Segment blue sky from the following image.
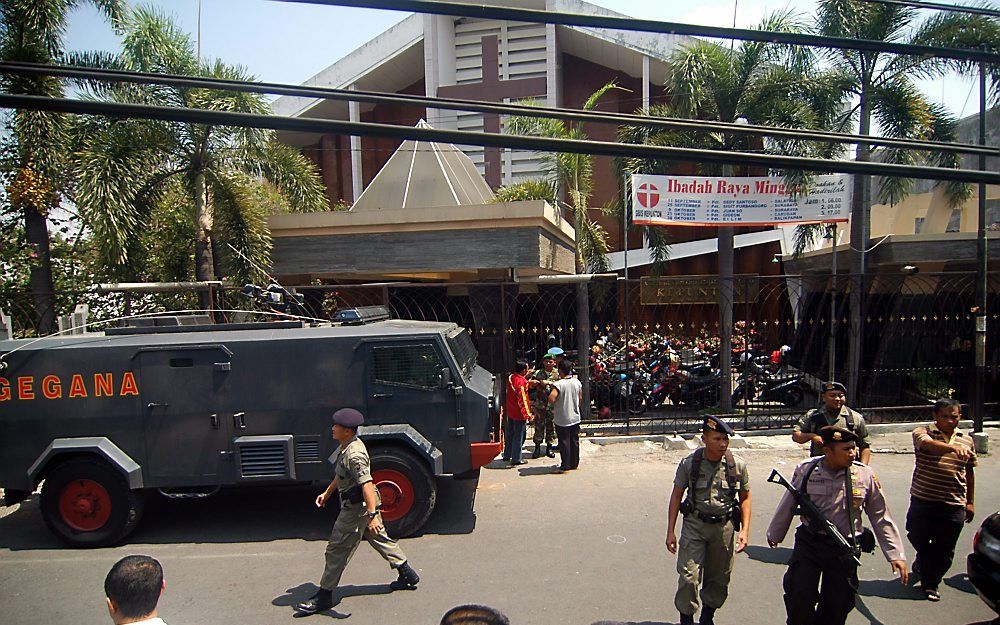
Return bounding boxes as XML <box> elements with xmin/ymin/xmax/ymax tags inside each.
<box><xmin>64</xmin><ymin>0</ymin><xmax>984</xmax><ymax>120</ymax></box>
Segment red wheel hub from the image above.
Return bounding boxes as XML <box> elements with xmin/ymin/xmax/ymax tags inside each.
<box><xmin>372</xmin><ymin>469</ymin><xmax>414</xmax><ymax>522</ymax></box>
<box><xmin>58</xmin><ymin>479</ymin><xmax>111</xmax><ymax>532</ymax></box>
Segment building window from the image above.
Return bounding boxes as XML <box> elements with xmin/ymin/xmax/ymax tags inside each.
<box><xmin>987</xmin><ymin>199</ymin><xmax>1000</xmax><ymax>230</ymax></box>
<box><xmin>946</xmin><ymin>209</ymin><xmax>962</xmax><ymax>233</ymax></box>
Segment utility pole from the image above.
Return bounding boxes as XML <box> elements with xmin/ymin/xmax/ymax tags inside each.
<box><xmin>973</xmin><ymin>55</ymin><xmax>988</xmax><ymax>434</ymax></box>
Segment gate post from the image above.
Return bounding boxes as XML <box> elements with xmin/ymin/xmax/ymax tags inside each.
<box><xmin>576</xmin><ymin>281</ymin><xmax>591</xmax><ymax>419</ymax></box>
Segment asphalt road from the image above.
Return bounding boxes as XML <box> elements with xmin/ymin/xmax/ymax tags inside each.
<box><xmin>1</xmin><ymin>430</ymin><xmax>997</xmax><ymax>625</ymax></box>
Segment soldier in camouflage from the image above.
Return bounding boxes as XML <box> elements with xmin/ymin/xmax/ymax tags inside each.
<box><xmin>530</xmin><ymin>354</ymin><xmax>559</xmax><ymax>458</ymax></box>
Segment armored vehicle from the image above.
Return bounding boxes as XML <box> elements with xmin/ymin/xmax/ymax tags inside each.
<box><xmin>0</xmin><ymin>311</ymin><xmax>502</xmax><ymax>546</ymax></box>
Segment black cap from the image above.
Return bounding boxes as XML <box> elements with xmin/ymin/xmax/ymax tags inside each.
<box><xmin>332</xmin><ymin>408</ymin><xmax>364</xmax><ymax>428</ymax></box>
<box><xmin>703</xmin><ymin>415</ymin><xmax>735</xmax><ymax>436</ymax></box>
<box><xmin>822</xmin><ymin>381</ymin><xmax>847</xmax><ymax>394</ymax></box>
<box><xmin>819</xmin><ymin>425</ymin><xmax>858</xmax><ymax>445</ymax></box>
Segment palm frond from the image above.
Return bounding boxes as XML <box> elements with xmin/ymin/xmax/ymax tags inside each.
<box><xmin>208</xmin><ymin>171</ymin><xmax>272</xmax><ymax>285</ymax></box>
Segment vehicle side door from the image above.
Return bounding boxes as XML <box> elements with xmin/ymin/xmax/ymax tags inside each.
<box><xmin>137</xmin><ymin>345</ymin><xmax>233</xmax><ymax>486</ymax></box>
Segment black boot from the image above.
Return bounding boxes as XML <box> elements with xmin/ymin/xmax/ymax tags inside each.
<box><xmin>679</xmin><ymin>612</ymin><xmax>695</xmax><ymax>625</ymax></box>
<box><xmin>545</xmin><ymin>444</ymin><xmax>556</xmax><ymax>458</ymax></box>
<box><xmin>390</xmin><ymin>562</ymin><xmax>420</xmax><ymax>590</ymax></box>
<box><xmin>532</xmin><ymin>444</ymin><xmax>542</xmax><ymax>459</ymax></box>
<box><xmin>295</xmin><ymin>588</ymin><xmax>333</xmax><ymax>616</ymax></box>
<box><xmin>699</xmin><ymin>607</ymin><xmax>716</xmax><ymax>625</ymax></box>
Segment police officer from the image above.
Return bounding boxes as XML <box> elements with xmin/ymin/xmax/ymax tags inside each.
<box><xmin>767</xmin><ymin>426</ymin><xmax>908</xmax><ymax>625</ymax></box>
<box><xmin>793</xmin><ymin>381</ymin><xmax>872</xmax><ymax>464</ymax></box>
<box><xmin>665</xmin><ymin>416</ymin><xmax>751</xmax><ymax>625</ymax></box>
<box><xmin>296</xmin><ymin>408</ymin><xmax>420</xmax><ymax>616</ymax></box>
<box><xmin>530</xmin><ymin>354</ymin><xmax>559</xmax><ymax>458</ymax></box>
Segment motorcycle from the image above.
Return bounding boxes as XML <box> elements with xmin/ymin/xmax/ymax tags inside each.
<box><xmin>732</xmin><ymin>357</ymin><xmax>806</xmax><ymax>407</ymax></box>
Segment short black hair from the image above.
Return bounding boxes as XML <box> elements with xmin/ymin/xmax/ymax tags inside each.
<box><xmin>104</xmin><ymin>555</ymin><xmax>163</xmax><ymax>620</ymax></box>
<box><xmin>440</xmin><ymin>604</ymin><xmax>510</xmax><ymax>625</ymax></box>
<box><xmin>933</xmin><ymin>398</ymin><xmax>960</xmax><ymax>414</ymax></box>
<box><xmin>514</xmin><ymin>361</ymin><xmax>528</xmax><ymax>373</ymax></box>
<box><xmin>557</xmin><ymin>359</ymin><xmax>573</xmax><ymax>376</ymax></box>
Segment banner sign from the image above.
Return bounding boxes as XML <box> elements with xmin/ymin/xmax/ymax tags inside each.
<box><xmin>631</xmin><ymin>173</ymin><xmax>851</xmax><ymax>227</ymax></box>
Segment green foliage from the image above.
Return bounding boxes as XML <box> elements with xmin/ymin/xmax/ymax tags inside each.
<box><xmin>69</xmin><ymin>4</ymin><xmax>326</xmax><ymax>289</ymax></box>
<box><xmin>492</xmin><ymin>179</ymin><xmax>558</xmax><ymax>204</ymax></box>
<box><xmin>506</xmin><ymin>82</ymin><xmax>620</xmax><ymax>272</ymax></box>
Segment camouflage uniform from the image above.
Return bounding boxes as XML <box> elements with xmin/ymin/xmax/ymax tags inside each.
<box><xmin>531</xmin><ymin>365</ymin><xmax>559</xmax><ymax>446</ymax></box>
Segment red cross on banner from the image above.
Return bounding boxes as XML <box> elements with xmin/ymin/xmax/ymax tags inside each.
<box><xmin>436</xmin><ymin>35</ymin><xmax>547</xmax><ymax>188</ymax></box>
<box><xmin>636</xmin><ymin>183</ymin><xmax>659</xmax><ymax>208</ymax></box>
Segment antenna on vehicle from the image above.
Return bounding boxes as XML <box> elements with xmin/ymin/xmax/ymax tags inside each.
<box><xmin>225</xmin><ymin>243</ymin><xmax>311</xmax><ymax>317</ymax></box>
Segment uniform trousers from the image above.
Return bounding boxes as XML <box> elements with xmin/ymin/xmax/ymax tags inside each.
<box><xmin>320</xmin><ymin>502</ymin><xmax>407</xmax><ymax>591</ymax></box>
<box><xmin>532</xmin><ymin>401</ymin><xmax>556</xmax><ymax>445</ymax></box>
<box><xmin>906</xmin><ymin>496</ymin><xmax>965</xmax><ymax>590</ymax></box>
<box><xmin>675</xmin><ymin>516</ymin><xmax>735</xmax><ymax>616</ymax></box>
<box><xmin>555</xmin><ymin>423</ymin><xmax>580</xmax><ymax>470</ymax></box>
<box><xmin>783</xmin><ymin>527</ymin><xmax>859</xmax><ymax>625</ymax></box>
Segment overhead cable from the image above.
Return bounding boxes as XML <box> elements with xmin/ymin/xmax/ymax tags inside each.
<box><xmin>859</xmin><ymin>0</ymin><xmax>1000</xmax><ymax>18</ymax></box>
<box><xmin>270</xmin><ymin>0</ymin><xmax>1000</xmax><ymax>64</ymax></box>
<box><xmin>3</xmin><ymin>61</ymin><xmax>996</xmax><ymax>158</ymax></box>
<box><xmin>2</xmin><ymin>93</ymin><xmax>998</xmax><ymax>185</ymax></box>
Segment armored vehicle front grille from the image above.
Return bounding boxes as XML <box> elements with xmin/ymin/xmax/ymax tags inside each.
<box><xmin>295</xmin><ymin>440</ymin><xmax>320</xmax><ymax>462</ymax></box>
<box><xmin>239</xmin><ymin>443</ymin><xmax>288</xmax><ymax>477</ymax></box>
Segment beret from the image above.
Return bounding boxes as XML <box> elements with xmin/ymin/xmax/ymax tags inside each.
<box><xmin>703</xmin><ymin>415</ymin><xmax>735</xmax><ymax>436</ymax></box>
<box><xmin>819</xmin><ymin>425</ymin><xmax>858</xmax><ymax>445</ymax></box>
<box><xmin>332</xmin><ymin>408</ymin><xmax>364</xmax><ymax>428</ymax></box>
<box><xmin>822</xmin><ymin>381</ymin><xmax>847</xmax><ymax>394</ymax></box>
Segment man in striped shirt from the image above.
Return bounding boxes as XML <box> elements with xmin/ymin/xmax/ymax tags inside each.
<box><xmin>906</xmin><ymin>398</ymin><xmax>976</xmax><ymax>602</ymax></box>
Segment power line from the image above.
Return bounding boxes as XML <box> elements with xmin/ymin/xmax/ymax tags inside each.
<box><xmin>270</xmin><ymin>0</ymin><xmax>1000</xmax><ymax>64</ymax></box>
<box><xmin>2</xmin><ymin>93</ymin><xmax>998</xmax><ymax>185</ymax></box>
<box><xmin>859</xmin><ymin>0</ymin><xmax>1000</xmax><ymax>18</ymax></box>
<box><xmin>4</xmin><ymin>62</ymin><xmax>996</xmax><ymax>157</ymax></box>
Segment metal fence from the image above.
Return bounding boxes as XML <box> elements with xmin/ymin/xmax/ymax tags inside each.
<box><xmin>4</xmin><ymin>271</ymin><xmax>997</xmax><ymax>433</ymax></box>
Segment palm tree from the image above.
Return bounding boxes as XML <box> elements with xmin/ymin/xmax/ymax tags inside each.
<box><xmin>70</xmin><ymin>6</ymin><xmax>326</xmax><ymax>305</ymax></box>
<box><xmin>0</xmin><ymin>0</ymin><xmax>125</xmax><ymax>334</ymax></box>
<box><xmin>505</xmin><ymin>82</ymin><xmax>620</xmax><ymax>273</ymax></box>
<box><xmin>813</xmin><ymin>0</ymin><xmax>1000</xmax><ymax>394</ymax></box>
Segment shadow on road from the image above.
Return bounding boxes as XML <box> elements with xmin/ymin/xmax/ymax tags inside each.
<box><xmin>518</xmin><ymin>464</ymin><xmax>562</xmax><ymax>476</ymax></box>
<box><xmin>589</xmin><ymin>620</ymin><xmax>675</xmax><ymax>625</ymax></box>
<box><xmin>944</xmin><ymin>572</ymin><xmax>979</xmax><ymax>595</ymax></box>
<box><xmin>0</xmin><ymin>476</ymin><xmax>479</xmax><ymax>550</ymax></box>
<box><xmin>743</xmin><ymin>544</ymin><xmax>792</xmax><ymax>565</ymax></box>
<box><xmin>858</xmin><ymin>577</ymin><xmax>922</xmax><ymax>600</ymax></box>
<box><xmin>273</xmin><ymin>582</ymin><xmax>393</xmax><ymax>619</ymax></box>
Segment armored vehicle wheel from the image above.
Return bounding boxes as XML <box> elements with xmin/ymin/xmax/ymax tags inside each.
<box><xmin>371</xmin><ymin>448</ymin><xmax>435</xmax><ymax>538</ymax></box>
<box><xmin>40</xmin><ymin>458</ymin><xmax>144</xmax><ymax>547</ymax></box>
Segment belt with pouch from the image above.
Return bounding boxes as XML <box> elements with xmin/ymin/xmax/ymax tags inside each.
<box><xmin>339</xmin><ymin>485</ymin><xmax>364</xmax><ymax>505</ymax></box>
<box><xmin>692</xmin><ymin>510</ymin><xmax>730</xmax><ymax>524</ymax></box>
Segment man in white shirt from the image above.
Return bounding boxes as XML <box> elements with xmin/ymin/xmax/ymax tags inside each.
<box><xmin>548</xmin><ymin>359</ymin><xmax>583</xmax><ymax>473</ymax></box>
<box><xmin>105</xmin><ymin>555</ymin><xmax>168</xmax><ymax>625</ymax></box>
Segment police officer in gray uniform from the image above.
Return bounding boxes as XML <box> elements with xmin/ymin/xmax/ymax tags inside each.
<box><xmin>793</xmin><ymin>381</ymin><xmax>872</xmax><ymax>464</ymax></box>
<box><xmin>767</xmin><ymin>426</ymin><xmax>908</xmax><ymax>625</ymax></box>
<box><xmin>665</xmin><ymin>416</ymin><xmax>752</xmax><ymax>625</ymax></box>
<box><xmin>296</xmin><ymin>408</ymin><xmax>420</xmax><ymax>616</ymax></box>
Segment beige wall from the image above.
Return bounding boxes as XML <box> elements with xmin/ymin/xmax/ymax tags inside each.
<box><xmin>868</xmin><ymin>184</ymin><xmax>999</xmax><ymax>238</ymax></box>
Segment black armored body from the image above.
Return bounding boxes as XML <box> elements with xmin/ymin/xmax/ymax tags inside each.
<box><xmin>0</xmin><ymin>310</ymin><xmax>501</xmax><ymax>546</ymax></box>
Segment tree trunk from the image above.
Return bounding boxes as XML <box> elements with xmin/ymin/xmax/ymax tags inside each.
<box><xmin>193</xmin><ymin>167</ymin><xmax>215</xmax><ymax>310</ymax></box>
<box><xmin>24</xmin><ymin>203</ymin><xmax>56</xmax><ymax>335</ymax></box>
<box><xmin>846</xmin><ymin>86</ymin><xmax>873</xmax><ymax>403</ymax></box>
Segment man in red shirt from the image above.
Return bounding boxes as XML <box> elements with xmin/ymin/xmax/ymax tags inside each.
<box><xmin>503</xmin><ymin>361</ymin><xmax>533</xmax><ymax>466</ymax></box>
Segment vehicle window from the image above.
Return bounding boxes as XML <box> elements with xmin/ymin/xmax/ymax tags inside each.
<box><xmin>446</xmin><ymin>329</ymin><xmax>478</xmax><ymax>378</ymax></box>
<box><xmin>371</xmin><ymin>344</ymin><xmax>445</xmax><ymax>389</ymax></box>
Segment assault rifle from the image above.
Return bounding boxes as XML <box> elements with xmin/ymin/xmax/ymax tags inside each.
<box><xmin>767</xmin><ymin>469</ymin><xmax>861</xmax><ymax>567</ymax></box>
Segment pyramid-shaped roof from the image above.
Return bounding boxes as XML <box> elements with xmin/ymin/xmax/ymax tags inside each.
<box><xmin>350</xmin><ymin>121</ymin><xmax>495</xmax><ymax>212</ymax></box>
